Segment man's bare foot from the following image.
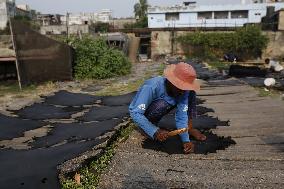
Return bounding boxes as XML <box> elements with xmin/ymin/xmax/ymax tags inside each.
<box><xmin>189</xmin><ymin>128</ymin><xmax>207</xmax><ymax>141</ymax></box>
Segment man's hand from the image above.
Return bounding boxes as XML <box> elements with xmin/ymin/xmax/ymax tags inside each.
<box><xmin>188</xmin><ymin>119</ymin><xmax>206</xmax><ymax>141</ymax></box>
<box><xmin>183</xmin><ymin>142</ymin><xmax>194</xmax><ymax>154</ymax></box>
<box><xmin>155</xmin><ymin>129</ymin><xmax>169</xmax><ymax>142</ymax></box>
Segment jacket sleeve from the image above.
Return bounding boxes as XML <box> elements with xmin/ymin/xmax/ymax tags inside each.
<box><xmin>175</xmin><ymin>95</ymin><xmax>190</xmax><ymax>143</ymax></box>
<box><xmin>129</xmin><ymin>85</ymin><xmax>159</xmax><ymax>139</ymax></box>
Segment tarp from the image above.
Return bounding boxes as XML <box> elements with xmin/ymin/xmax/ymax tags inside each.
<box><xmin>10</xmin><ymin>20</ymin><xmax>73</xmax><ymax>85</ymax></box>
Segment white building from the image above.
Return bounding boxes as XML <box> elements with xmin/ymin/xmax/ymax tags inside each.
<box><xmin>97</xmin><ymin>9</ymin><xmax>112</xmax><ymax>23</ymax></box>
<box><xmin>16</xmin><ymin>4</ymin><xmax>30</xmax><ymax>11</ymax></box>
<box><xmin>61</xmin><ymin>9</ymin><xmax>112</xmax><ymax>25</ymax></box>
<box><xmin>148</xmin><ymin>2</ymin><xmax>284</xmax><ymax>28</ymax></box>
<box><xmin>0</xmin><ymin>0</ymin><xmax>16</xmax><ymax>29</ymax></box>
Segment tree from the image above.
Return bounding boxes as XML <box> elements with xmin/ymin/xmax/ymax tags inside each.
<box><xmin>134</xmin><ymin>0</ymin><xmax>148</xmax><ymax>19</ymax></box>
<box><xmin>133</xmin><ymin>0</ymin><xmax>148</xmax><ymax>28</ymax></box>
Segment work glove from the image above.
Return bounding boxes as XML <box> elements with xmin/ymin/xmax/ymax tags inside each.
<box><xmin>183</xmin><ymin>142</ymin><xmax>194</xmax><ymax>154</ymax></box>
<box><xmin>154</xmin><ymin>129</ymin><xmax>169</xmax><ymax>142</ymax></box>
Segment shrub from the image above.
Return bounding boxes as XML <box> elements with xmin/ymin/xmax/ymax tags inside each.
<box><xmin>71</xmin><ymin>36</ymin><xmax>131</xmax><ymax>79</ymax></box>
<box><xmin>124</xmin><ymin>17</ymin><xmax>148</xmax><ymax>29</ymax></box>
<box><xmin>90</xmin><ymin>22</ymin><xmax>112</xmax><ymax>33</ymax></box>
<box><xmin>177</xmin><ymin>25</ymin><xmax>269</xmax><ymax>60</ymax></box>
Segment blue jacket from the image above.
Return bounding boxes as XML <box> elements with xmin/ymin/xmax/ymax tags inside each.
<box><xmin>129</xmin><ymin>76</ymin><xmax>191</xmax><ymax>143</ymax></box>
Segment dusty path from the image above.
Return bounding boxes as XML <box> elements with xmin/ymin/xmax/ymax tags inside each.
<box><xmin>98</xmin><ymin>78</ymin><xmax>284</xmax><ymax>188</ymax></box>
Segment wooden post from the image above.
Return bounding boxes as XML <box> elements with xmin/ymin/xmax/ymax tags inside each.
<box><xmin>9</xmin><ymin>18</ymin><xmax>22</xmax><ymax>90</ymax></box>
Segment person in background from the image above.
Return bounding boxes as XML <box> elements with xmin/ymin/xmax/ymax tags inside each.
<box><xmin>265</xmin><ymin>58</ymin><xmax>284</xmax><ymax>73</ymax></box>
<box><xmin>129</xmin><ymin>62</ymin><xmax>206</xmax><ymax>154</ymax></box>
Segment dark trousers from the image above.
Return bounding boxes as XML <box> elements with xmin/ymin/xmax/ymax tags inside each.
<box><xmin>144</xmin><ymin>99</ymin><xmax>175</xmax><ymax>129</ymax></box>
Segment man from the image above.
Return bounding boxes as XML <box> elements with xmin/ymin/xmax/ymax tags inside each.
<box><xmin>265</xmin><ymin>58</ymin><xmax>284</xmax><ymax>73</ymax></box>
<box><xmin>129</xmin><ymin>62</ymin><xmax>206</xmax><ymax>154</ymax></box>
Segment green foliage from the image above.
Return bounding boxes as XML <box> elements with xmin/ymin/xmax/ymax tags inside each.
<box><xmin>91</xmin><ymin>22</ymin><xmax>111</xmax><ymax>33</ymax></box>
<box><xmin>14</xmin><ymin>15</ymin><xmax>31</xmax><ymax>22</ymax></box>
<box><xmin>177</xmin><ymin>25</ymin><xmax>269</xmax><ymax>60</ymax></box>
<box><xmin>134</xmin><ymin>0</ymin><xmax>148</xmax><ymax>20</ymax></box>
<box><xmin>124</xmin><ymin>0</ymin><xmax>148</xmax><ymax>28</ymax></box>
<box><xmin>124</xmin><ymin>16</ymin><xmax>148</xmax><ymax>29</ymax></box>
<box><xmin>0</xmin><ymin>81</ymin><xmax>36</xmax><ymax>96</ymax></box>
<box><xmin>70</xmin><ymin>36</ymin><xmax>131</xmax><ymax>79</ymax></box>
<box><xmin>235</xmin><ymin>25</ymin><xmax>268</xmax><ymax>59</ymax></box>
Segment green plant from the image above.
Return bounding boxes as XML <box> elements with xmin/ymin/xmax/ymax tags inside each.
<box><xmin>235</xmin><ymin>25</ymin><xmax>269</xmax><ymax>59</ymax></box>
<box><xmin>124</xmin><ymin>0</ymin><xmax>148</xmax><ymax>28</ymax></box>
<box><xmin>91</xmin><ymin>22</ymin><xmax>111</xmax><ymax>33</ymax></box>
<box><xmin>124</xmin><ymin>16</ymin><xmax>148</xmax><ymax>29</ymax></box>
<box><xmin>70</xmin><ymin>36</ymin><xmax>131</xmax><ymax>79</ymax></box>
<box><xmin>0</xmin><ymin>81</ymin><xmax>37</xmax><ymax>96</ymax></box>
<box><xmin>61</xmin><ymin>123</ymin><xmax>135</xmax><ymax>189</ymax></box>
<box><xmin>177</xmin><ymin>25</ymin><xmax>268</xmax><ymax>60</ymax></box>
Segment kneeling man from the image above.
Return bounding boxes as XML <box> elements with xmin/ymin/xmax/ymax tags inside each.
<box><xmin>129</xmin><ymin>62</ymin><xmax>206</xmax><ymax>154</ymax></box>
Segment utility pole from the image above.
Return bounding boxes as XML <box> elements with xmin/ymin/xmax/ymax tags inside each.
<box><xmin>171</xmin><ymin>19</ymin><xmax>175</xmax><ymax>56</ymax></box>
<box><xmin>66</xmin><ymin>12</ymin><xmax>70</xmax><ymax>40</ymax></box>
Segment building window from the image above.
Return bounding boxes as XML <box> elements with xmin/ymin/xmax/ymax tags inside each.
<box><xmin>231</xmin><ymin>10</ymin><xmax>248</xmax><ymax>18</ymax></box>
<box><xmin>255</xmin><ymin>13</ymin><xmax>261</xmax><ymax>16</ymax></box>
<box><xmin>197</xmin><ymin>12</ymin><xmax>213</xmax><ymax>19</ymax></box>
<box><xmin>214</xmin><ymin>11</ymin><xmax>229</xmax><ymax>19</ymax></box>
<box><xmin>165</xmin><ymin>12</ymin><xmax>180</xmax><ymax>21</ymax></box>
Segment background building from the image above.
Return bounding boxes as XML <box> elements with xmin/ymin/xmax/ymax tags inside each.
<box><xmin>16</xmin><ymin>4</ymin><xmax>32</xmax><ymax>19</ymax></box>
<box><xmin>60</xmin><ymin>9</ymin><xmax>112</xmax><ymax>26</ymax></box>
<box><xmin>148</xmin><ymin>1</ymin><xmax>284</xmax><ymax>28</ymax></box>
<box><xmin>37</xmin><ymin>14</ymin><xmax>62</xmax><ymax>26</ymax></box>
<box><xmin>0</xmin><ymin>0</ymin><xmax>16</xmax><ymax>29</ymax></box>
<box><xmin>111</xmin><ymin>18</ymin><xmax>136</xmax><ymax>29</ymax></box>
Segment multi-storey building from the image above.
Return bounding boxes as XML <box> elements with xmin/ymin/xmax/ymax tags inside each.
<box><xmin>148</xmin><ymin>1</ymin><xmax>284</xmax><ymax>28</ymax></box>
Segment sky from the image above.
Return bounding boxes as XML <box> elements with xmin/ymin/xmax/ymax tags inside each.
<box><xmin>16</xmin><ymin>0</ymin><xmax>249</xmax><ymax>17</ymax></box>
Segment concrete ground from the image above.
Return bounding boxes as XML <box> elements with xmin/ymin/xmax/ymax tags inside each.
<box><xmin>98</xmin><ymin>80</ymin><xmax>284</xmax><ymax>188</ymax></box>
